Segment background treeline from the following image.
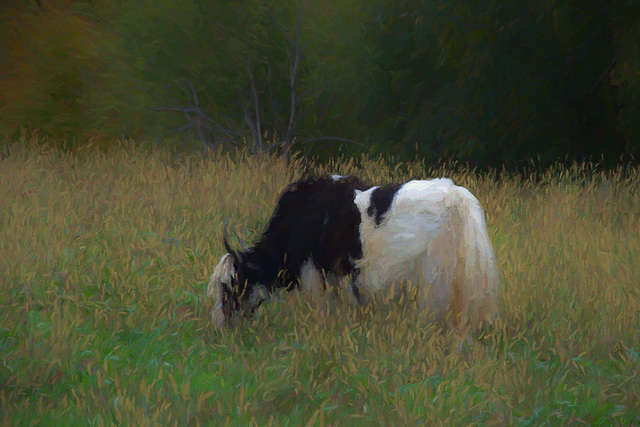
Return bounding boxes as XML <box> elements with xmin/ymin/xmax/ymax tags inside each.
<box><xmin>1</xmin><ymin>0</ymin><xmax>638</xmax><ymax>169</ymax></box>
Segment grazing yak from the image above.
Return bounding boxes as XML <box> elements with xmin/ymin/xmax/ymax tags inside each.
<box><xmin>207</xmin><ymin>175</ymin><xmax>499</xmax><ymax>342</ymax></box>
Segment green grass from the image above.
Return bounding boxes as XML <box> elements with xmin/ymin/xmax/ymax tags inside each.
<box><xmin>1</xmin><ymin>140</ymin><xmax>639</xmax><ymax>425</ymax></box>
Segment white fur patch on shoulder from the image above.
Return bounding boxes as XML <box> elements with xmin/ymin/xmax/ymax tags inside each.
<box><xmin>353</xmin><ymin>186</ymin><xmax>377</xmax><ymax>215</ymax></box>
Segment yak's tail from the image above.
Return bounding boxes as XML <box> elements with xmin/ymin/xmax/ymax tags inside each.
<box><xmin>446</xmin><ymin>186</ymin><xmax>500</xmax><ymax>334</ymax></box>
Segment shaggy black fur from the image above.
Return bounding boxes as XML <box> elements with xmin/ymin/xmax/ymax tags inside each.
<box><xmin>224</xmin><ymin>175</ymin><xmax>371</xmax><ymax>309</ymax></box>
<box><xmin>366</xmin><ymin>184</ymin><xmax>402</xmax><ymax>226</ymax></box>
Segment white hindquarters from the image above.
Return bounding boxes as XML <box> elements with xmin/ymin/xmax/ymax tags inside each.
<box><xmin>354</xmin><ymin>178</ymin><xmax>499</xmax><ymax>332</ymax></box>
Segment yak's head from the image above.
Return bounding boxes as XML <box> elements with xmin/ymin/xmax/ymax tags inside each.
<box><xmin>206</xmin><ymin>220</ymin><xmax>268</xmax><ymax>327</ymax></box>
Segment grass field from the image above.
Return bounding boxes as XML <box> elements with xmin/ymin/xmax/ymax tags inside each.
<box><xmin>1</xmin><ymin>140</ymin><xmax>639</xmax><ymax>425</ymax></box>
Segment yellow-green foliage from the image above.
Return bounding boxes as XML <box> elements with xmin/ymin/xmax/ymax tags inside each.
<box><xmin>1</xmin><ymin>140</ymin><xmax>639</xmax><ymax>425</ymax></box>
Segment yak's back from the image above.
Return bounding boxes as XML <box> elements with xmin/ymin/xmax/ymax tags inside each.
<box><xmin>258</xmin><ymin>175</ymin><xmax>370</xmax><ymax>275</ymax></box>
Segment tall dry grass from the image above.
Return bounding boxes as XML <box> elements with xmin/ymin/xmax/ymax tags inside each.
<box><xmin>1</xmin><ymin>140</ymin><xmax>639</xmax><ymax>425</ymax></box>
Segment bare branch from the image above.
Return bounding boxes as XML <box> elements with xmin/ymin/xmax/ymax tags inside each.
<box><xmin>192</xmin><ymin>108</ymin><xmax>243</xmax><ymax>139</ymax></box>
<box><xmin>239</xmin><ymin>90</ymin><xmax>258</xmax><ymax>153</ymax></box>
<box><xmin>247</xmin><ymin>52</ymin><xmax>264</xmax><ymax>151</ymax></box>
<box><xmin>182</xmin><ymin>109</ymin><xmax>192</xmax><ymax>124</ymax></box>
<box><xmin>150</xmin><ymin>82</ymin><xmax>244</xmax><ymax>149</ymax></box>
<box><xmin>197</xmin><ymin>119</ymin><xmax>213</xmax><ymax>134</ymax></box>
<box><xmin>195</xmin><ymin>117</ymin><xmax>209</xmax><ymax>147</ymax></box>
<box><xmin>295</xmin><ymin>87</ymin><xmax>312</xmax><ymax>103</ymax></box>
<box><xmin>265</xmin><ymin>60</ymin><xmax>284</xmax><ymax>137</ymax></box>
<box><xmin>292</xmin><ymin>108</ymin><xmax>307</xmax><ymax>132</ymax></box>
<box><xmin>283</xmin><ymin>6</ymin><xmax>302</xmax><ymax>159</ymax></box>
<box><xmin>166</xmin><ymin>123</ymin><xmax>192</xmax><ymax>135</ymax></box>
<box><xmin>172</xmin><ymin>80</ymin><xmax>193</xmax><ymax>108</ymax></box>
<box><xmin>213</xmin><ymin>112</ymin><xmax>246</xmax><ymax>145</ymax></box>
<box><xmin>186</xmin><ymin>80</ymin><xmax>200</xmax><ymax>108</ymax></box>
<box><xmin>269</xmin><ymin>15</ymin><xmax>294</xmax><ymax>48</ymax></box>
<box><xmin>266</xmin><ymin>139</ymin><xmax>285</xmax><ymax>153</ymax></box>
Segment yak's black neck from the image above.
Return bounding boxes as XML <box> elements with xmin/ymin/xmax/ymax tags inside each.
<box><xmin>235</xmin><ymin>175</ymin><xmax>372</xmax><ymax>293</ymax></box>
<box><xmin>239</xmin><ymin>240</ymin><xmax>294</xmax><ymax>291</ymax></box>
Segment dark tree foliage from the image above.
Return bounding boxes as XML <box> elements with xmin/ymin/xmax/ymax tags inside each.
<box><xmin>358</xmin><ymin>0</ymin><xmax>637</xmax><ymax>168</ymax></box>
<box><xmin>611</xmin><ymin>0</ymin><xmax>640</xmax><ymax>156</ymax></box>
<box><xmin>2</xmin><ymin>0</ymin><xmax>639</xmax><ymax>169</ymax></box>
<box><xmin>0</xmin><ymin>0</ymin><xmax>125</xmax><ymax>146</ymax></box>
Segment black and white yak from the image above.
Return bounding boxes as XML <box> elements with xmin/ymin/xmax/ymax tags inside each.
<box><xmin>207</xmin><ymin>175</ymin><xmax>500</xmax><ymax>341</ymax></box>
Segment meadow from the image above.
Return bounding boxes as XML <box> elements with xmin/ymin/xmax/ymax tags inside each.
<box><xmin>1</xmin><ymin>140</ymin><xmax>639</xmax><ymax>425</ymax></box>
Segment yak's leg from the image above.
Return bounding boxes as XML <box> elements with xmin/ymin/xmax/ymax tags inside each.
<box><xmin>300</xmin><ymin>260</ymin><xmax>340</xmax><ymax>317</ymax></box>
<box><xmin>321</xmin><ymin>266</ymin><xmax>365</xmax><ymax>307</ymax></box>
<box><xmin>300</xmin><ymin>259</ymin><xmax>326</xmax><ymax>298</ymax></box>
<box><xmin>350</xmin><ymin>280</ymin><xmax>363</xmax><ymax>305</ymax></box>
<box><xmin>348</xmin><ymin>268</ymin><xmax>366</xmax><ymax>306</ymax></box>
